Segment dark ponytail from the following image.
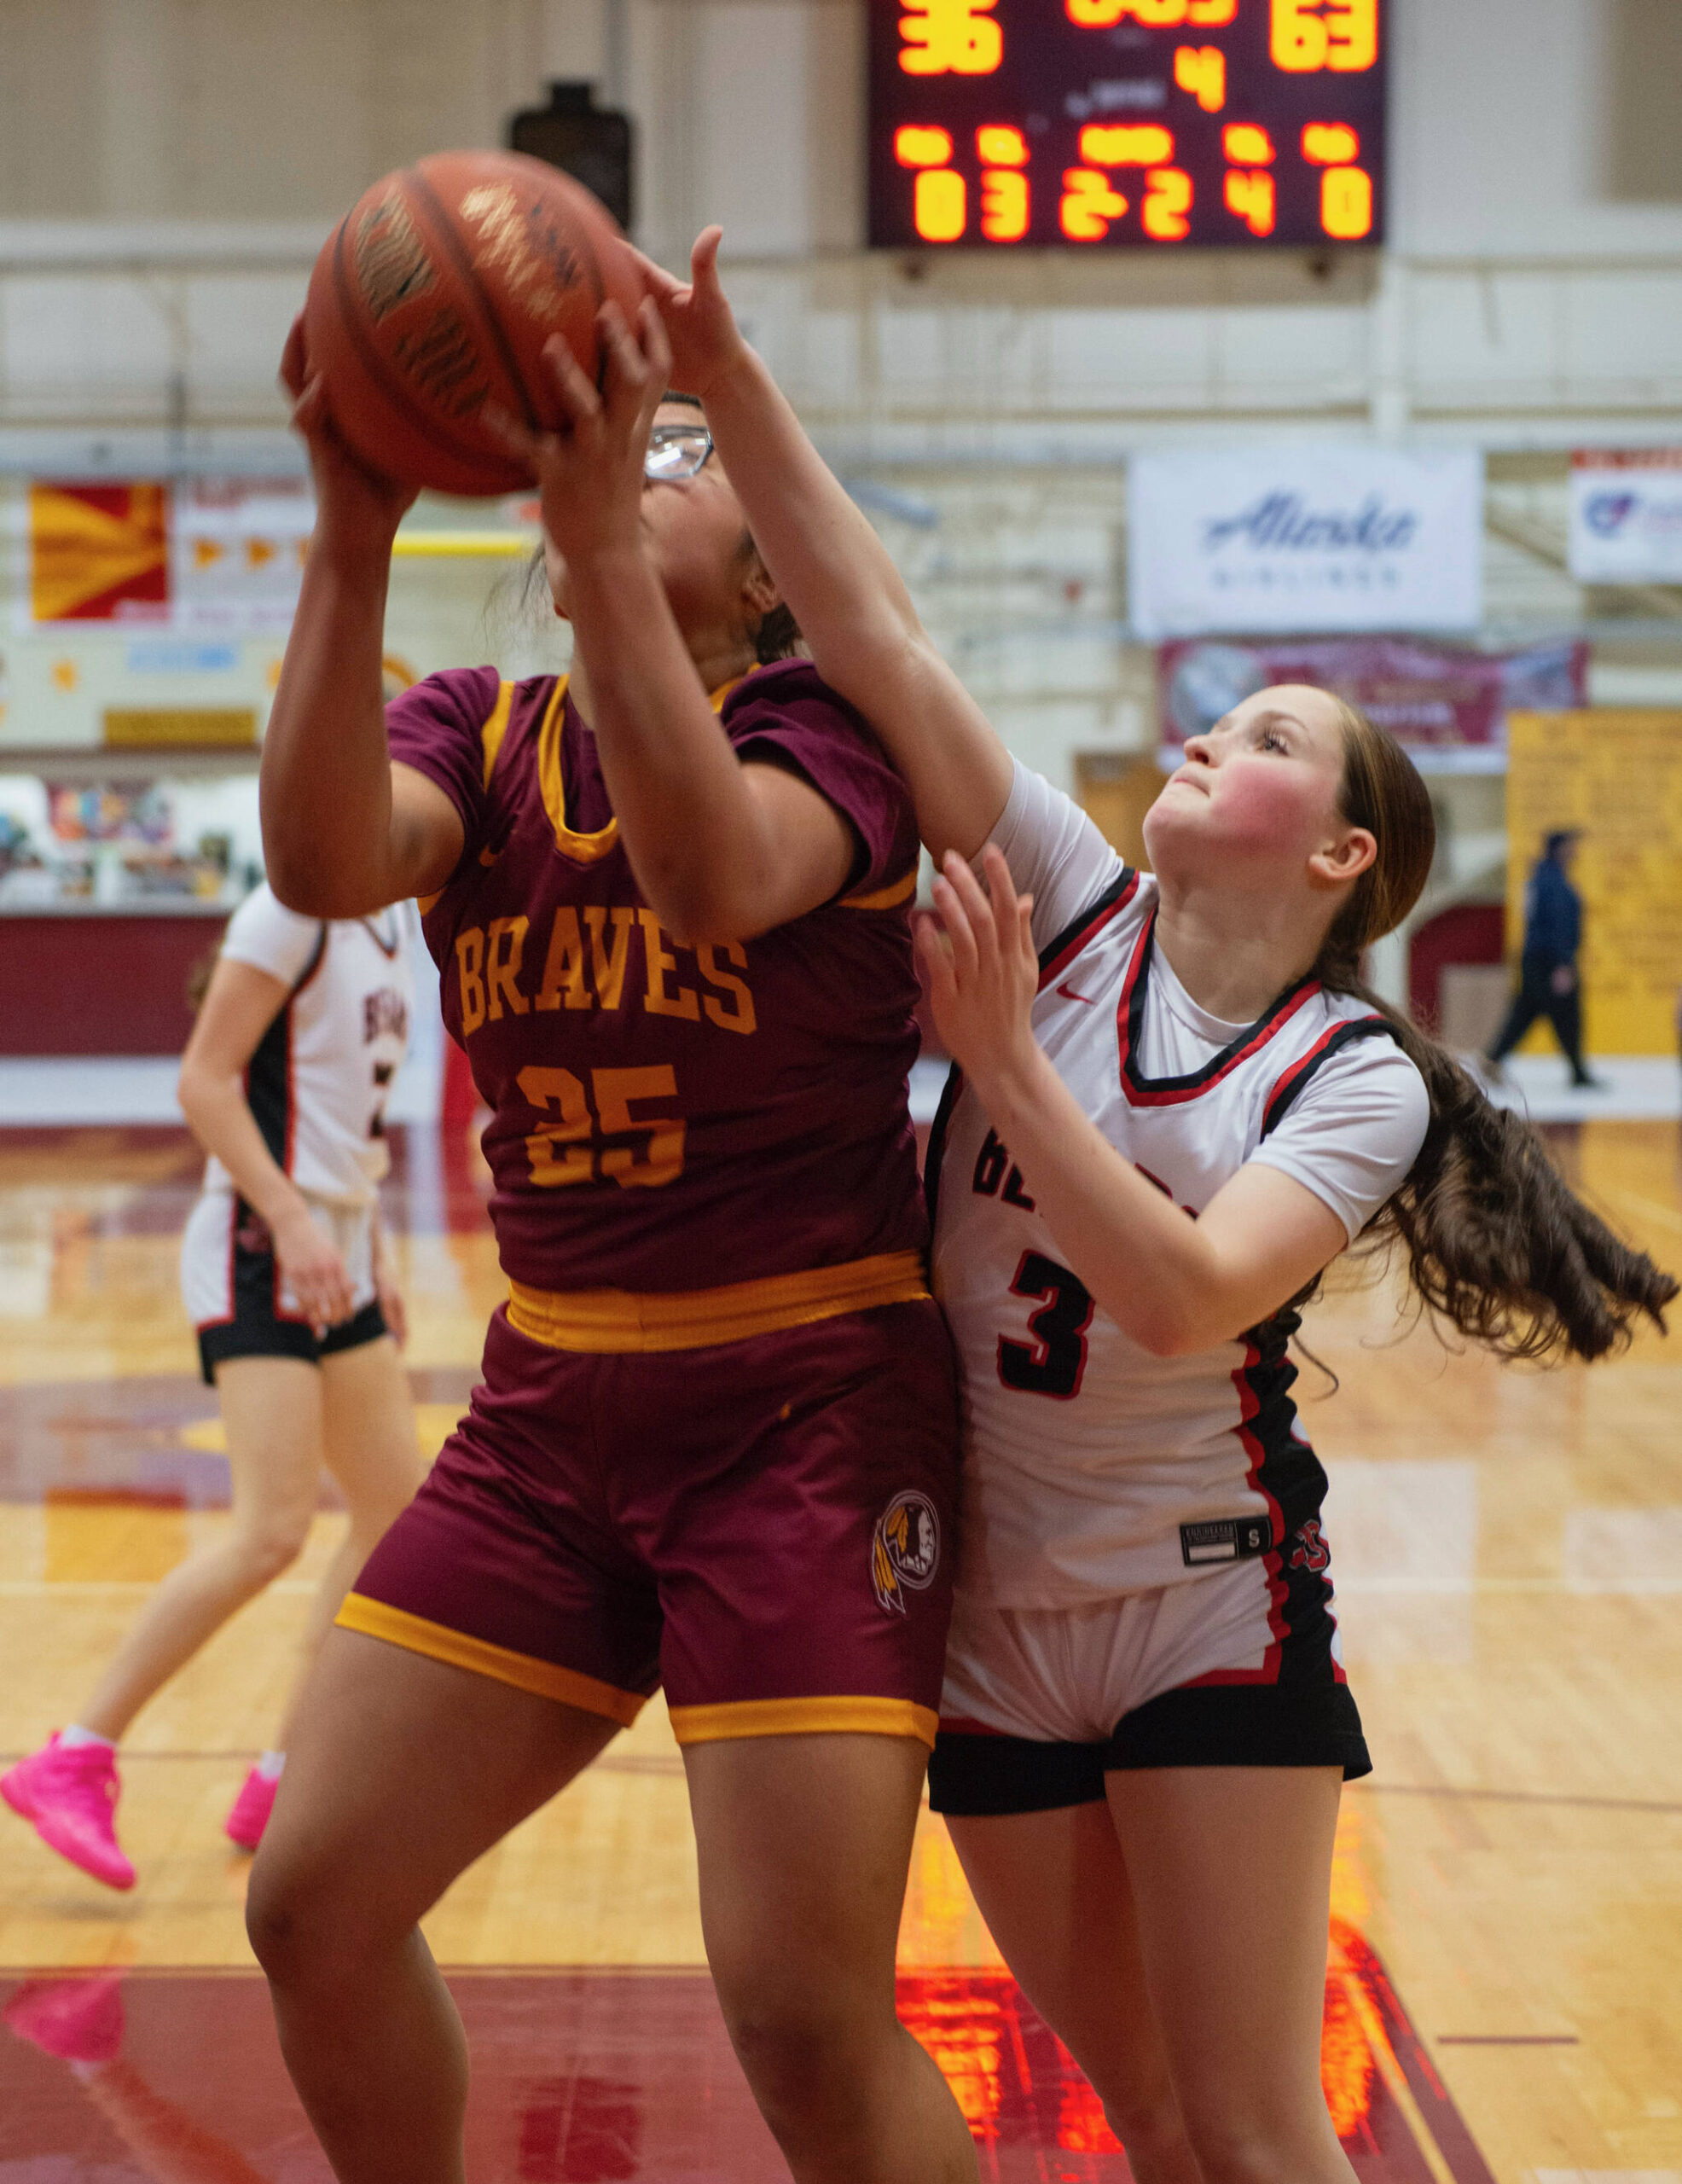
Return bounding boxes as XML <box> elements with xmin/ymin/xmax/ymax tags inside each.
<box><xmin>738</xmin><ymin>526</ymin><xmax>805</xmax><ymax>665</ymax></box>
<box><xmin>752</xmin><ymin>598</ymin><xmax>803</xmax><ymax>665</ymax></box>
<box><xmin>1314</xmin><ymin>700</ymin><xmax>1675</xmax><ymax>1362</ymax></box>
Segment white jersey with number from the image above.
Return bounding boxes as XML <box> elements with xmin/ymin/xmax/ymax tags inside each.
<box><xmin>928</xmin><ymin>764</ymin><xmax>1430</xmax><ymax>1608</ymax></box>
<box><xmin>202</xmin><ymin>883</ymin><xmax>414</xmax><ymax>1207</ymax></box>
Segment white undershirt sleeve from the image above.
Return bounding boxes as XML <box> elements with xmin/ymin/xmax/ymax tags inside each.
<box><xmin>1246</xmin><ymin>1038</ymin><xmax>1431</xmax><ymax>1243</ymax></box>
<box><xmin>217</xmin><ymin>882</ymin><xmax>327</xmax><ymax>990</ymax></box>
<box><xmin>983</xmin><ymin>759</ymin><xmax>1128</xmax><ymax>953</ymax></box>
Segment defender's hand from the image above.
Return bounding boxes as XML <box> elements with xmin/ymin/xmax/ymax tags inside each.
<box><xmin>628</xmin><ymin>228</ymin><xmax>751</xmax><ymax>401</ymax></box>
<box><xmin>915</xmin><ymin>846</ymin><xmax>1040</xmax><ymax>1103</ymax></box>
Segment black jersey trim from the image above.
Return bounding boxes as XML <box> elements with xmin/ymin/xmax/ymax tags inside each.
<box><xmin>361</xmin><ymin>910</ymin><xmax>403</xmax><ymax>959</ymax></box>
<box><xmin>293</xmin><ymin>922</ymin><xmax>330</xmax><ymax>996</ymax></box>
<box><xmin>1189</xmin><ymin>1326</ymin><xmax>1344</xmax><ymax>1693</ymax></box>
<box><xmin>245</xmin><ymin>1009</ymin><xmax>293</xmax><ymax>1170</ymax></box>
<box><xmin>240</xmin><ymin>923</ymin><xmax>327</xmax><ymax>1174</ymax></box>
<box><xmin>1259</xmin><ymin>1016</ymin><xmax>1396</xmax><ymax>1139</ymax></box>
<box><xmin>1035</xmin><ymin>868</ymin><xmax>1140</xmax><ymax>991</ymax></box>
<box><xmin>921</xmin><ymin>1062</ymin><xmax>965</xmax><ymax>1229</ymax></box>
<box><xmin>1116</xmin><ymin>908</ymin><xmax>1322</xmax><ymax>1108</ymax></box>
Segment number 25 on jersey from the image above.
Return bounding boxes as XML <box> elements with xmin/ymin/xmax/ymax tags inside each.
<box><xmin>519</xmin><ymin>1065</ymin><xmax>684</xmax><ymax>1189</ymax></box>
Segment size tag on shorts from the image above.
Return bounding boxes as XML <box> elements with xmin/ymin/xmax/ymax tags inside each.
<box><xmin>1180</xmin><ymin>1517</ymin><xmax>1273</xmax><ymax>1567</ymax></box>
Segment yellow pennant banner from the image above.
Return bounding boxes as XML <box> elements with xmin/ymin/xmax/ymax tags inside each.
<box><xmin>29</xmin><ymin>482</ymin><xmax>171</xmax><ymax>624</ymax></box>
<box><xmin>1506</xmin><ymin>709</ymin><xmax>1682</xmax><ymax>1054</ymax></box>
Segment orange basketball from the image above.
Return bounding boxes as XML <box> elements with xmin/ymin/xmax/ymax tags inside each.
<box><xmin>302</xmin><ymin>150</ymin><xmax>644</xmax><ymax>497</ymax></box>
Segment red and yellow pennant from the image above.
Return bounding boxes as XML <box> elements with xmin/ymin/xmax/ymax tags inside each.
<box><xmin>29</xmin><ymin>482</ymin><xmax>171</xmax><ymax>624</ymax></box>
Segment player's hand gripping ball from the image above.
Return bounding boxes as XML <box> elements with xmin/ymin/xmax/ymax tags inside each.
<box><xmin>301</xmin><ymin>150</ymin><xmax>645</xmax><ymax>497</ymax></box>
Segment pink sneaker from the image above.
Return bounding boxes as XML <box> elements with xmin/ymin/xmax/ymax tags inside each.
<box><xmin>223</xmin><ymin>1764</ymin><xmax>279</xmax><ymax>1850</ymax></box>
<box><xmin>3</xmin><ymin>1972</ymin><xmax>125</xmax><ymax>2065</ymax></box>
<box><xmin>1</xmin><ymin>1734</ymin><xmax>136</xmax><ymax>1891</ymax></box>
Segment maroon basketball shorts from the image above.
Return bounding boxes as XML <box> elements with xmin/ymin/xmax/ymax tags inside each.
<box><xmin>339</xmin><ymin>1271</ymin><xmax>959</xmax><ymax>1748</ymax></box>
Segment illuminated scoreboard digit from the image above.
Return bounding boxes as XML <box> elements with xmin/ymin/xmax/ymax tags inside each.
<box><xmin>868</xmin><ymin>0</ymin><xmax>1385</xmax><ymax>251</ymax></box>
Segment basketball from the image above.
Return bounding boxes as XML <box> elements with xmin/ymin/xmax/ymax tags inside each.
<box><xmin>301</xmin><ymin>149</ymin><xmax>645</xmax><ymax>497</ymax></box>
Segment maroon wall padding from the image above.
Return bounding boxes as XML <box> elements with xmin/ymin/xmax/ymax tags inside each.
<box><xmin>0</xmin><ymin>915</ymin><xmax>225</xmax><ymax>1054</ymax></box>
<box><xmin>1408</xmin><ymin>903</ymin><xmax>1505</xmax><ymax>1033</ymax></box>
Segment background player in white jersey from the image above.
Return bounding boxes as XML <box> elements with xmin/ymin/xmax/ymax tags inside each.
<box><xmin>633</xmin><ymin>232</ymin><xmax>1678</xmax><ymax>2184</ymax></box>
<box><xmin>2</xmin><ymin>885</ymin><xmax>425</xmax><ymax>1891</ymax></box>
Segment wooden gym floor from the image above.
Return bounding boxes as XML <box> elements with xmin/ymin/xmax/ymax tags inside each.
<box><xmin>1</xmin><ymin>1119</ymin><xmax>1679</xmax><ymax>2182</ymax></box>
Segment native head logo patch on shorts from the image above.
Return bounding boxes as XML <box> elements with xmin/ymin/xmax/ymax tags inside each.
<box><xmin>872</xmin><ymin>1490</ymin><xmax>941</xmax><ymax>1616</ymax></box>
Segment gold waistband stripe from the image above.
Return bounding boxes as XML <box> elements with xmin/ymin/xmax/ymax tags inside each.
<box><xmin>507</xmin><ymin>1249</ymin><xmax>929</xmax><ymax>1354</ymax></box>
<box><xmin>840</xmin><ymin>868</ymin><xmax>918</xmax><ymax>912</ymax></box>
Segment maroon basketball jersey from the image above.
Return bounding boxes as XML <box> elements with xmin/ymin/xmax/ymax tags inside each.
<box><xmin>388</xmin><ymin>661</ymin><xmax>926</xmax><ymax>1293</ymax></box>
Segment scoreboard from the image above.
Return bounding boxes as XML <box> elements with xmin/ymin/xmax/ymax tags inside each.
<box><xmin>867</xmin><ymin>0</ymin><xmax>1384</xmax><ymax>252</ymax></box>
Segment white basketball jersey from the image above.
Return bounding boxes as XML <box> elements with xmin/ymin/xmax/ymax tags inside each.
<box><xmin>204</xmin><ymin>884</ymin><xmax>415</xmax><ymax>1206</ymax></box>
<box><xmin>928</xmin><ymin>765</ymin><xmax>1429</xmax><ymax>1607</ymax></box>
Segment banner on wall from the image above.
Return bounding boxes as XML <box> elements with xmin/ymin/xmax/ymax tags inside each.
<box><xmin>28</xmin><ymin>479</ymin><xmax>311</xmax><ymax>630</ymax></box>
<box><xmin>28</xmin><ymin>483</ymin><xmax>171</xmax><ymax>624</ymax></box>
<box><xmin>1506</xmin><ymin>710</ymin><xmax>1682</xmax><ymax>1056</ymax></box>
<box><xmin>1568</xmin><ymin>450</ymin><xmax>1682</xmax><ymax>584</ymax></box>
<box><xmin>171</xmin><ymin>479</ymin><xmax>313</xmax><ymax>630</ymax></box>
<box><xmin>1129</xmin><ymin>448</ymin><xmax>1483</xmax><ymax>639</ymax></box>
<box><xmin>1158</xmin><ymin>636</ymin><xmax>1587</xmax><ymax>771</ymax></box>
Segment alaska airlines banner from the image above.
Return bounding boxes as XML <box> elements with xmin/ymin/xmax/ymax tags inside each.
<box><xmin>1159</xmin><ymin>635</ymin><xmax>1586</xmax><ymax>770</ymax></box>
<box><xmin>1568</xmin><ymin>450</ymin><xmax>1682</xmax><ymax>584</ymax></box>
<box><xmin>1129</xmin><ymin>447</ymin><xmax>1483</xmax><ymax>638</ymax></box>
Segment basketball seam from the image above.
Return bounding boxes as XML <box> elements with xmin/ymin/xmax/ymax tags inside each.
<box><xmin>493</xmin><ymin>154</ymin><xmax>613</xmax><ymax>389</ymax></box>
<box><xmin>328</xmin><ymin>217</ymin><xmax>521</xmax><ymax>481</ymax></box>
<box><xmin>407</xmin><ymin>163</ymin><xmax>542</xmax><ymax>435</ymax></box>
<box><xmin>567</xmin><ymin>219</ymin><xmax>612</xmax><ymax>395</ymax></box>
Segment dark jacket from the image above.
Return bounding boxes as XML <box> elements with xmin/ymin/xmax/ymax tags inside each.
<box><xmin>1522</xmin><ymin>856</ymin><xmax>1581</xmax><ymax>965</ymax></box>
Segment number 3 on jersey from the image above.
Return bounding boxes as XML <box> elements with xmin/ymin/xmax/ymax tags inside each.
<box><xmin>997</xmin><ymin>1250</ymin><xmax>1094</xmax><ymax>1401</ymax></box>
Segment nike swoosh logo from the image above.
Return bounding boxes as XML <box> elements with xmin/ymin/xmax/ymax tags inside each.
<box><xmin>1055</xmin><ymin>981</ymin><xmax>1098</xmax><ymax>1006</ymax></box>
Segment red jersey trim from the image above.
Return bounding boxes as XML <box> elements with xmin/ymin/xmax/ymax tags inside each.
<box><xmin>1259</xmin><ymin>1016</ymin><xmax>1394</xmax><ymax>1139</ymax></box>
<box><xmin>1035</xmin><ymin>869</ymin><xmax>1140</xmax><ymax>993</ymax></box>
<box><xmin>1116</xmin><ymin>909</ymin><xmax>1321</xmax><ymax>1109</ymax></box>
<box><xmin>1185</xmin><ymin>1341</ymin><xmax>1290</xmax><ymax>1687</ymax></box>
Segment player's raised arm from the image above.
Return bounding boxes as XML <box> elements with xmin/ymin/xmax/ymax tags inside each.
<box><xmin>491</xmin><ymin>300</ymin><xmax>854</xmax><ymax>947</ymax></box>
<box><xmin>260</xmin><ymin>320</ymin><xmax>464</xmax><ymax>918</ymax></box>
<box><xmin>640</xmin><ymin>229</ymin><xmax>1013</xmax><ymax>863</ymax></box>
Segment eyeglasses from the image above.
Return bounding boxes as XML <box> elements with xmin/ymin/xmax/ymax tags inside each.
<box><xmin>645</xmin><ymin>423</ymin><xmax>713</xmax><ymax>482</ymax></box>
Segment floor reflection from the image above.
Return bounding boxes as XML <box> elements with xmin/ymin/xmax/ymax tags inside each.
<box><xmin>2</xmin><ymin>1961</ymin><xmax>1494</xmax><ymax>2182</ymax></box>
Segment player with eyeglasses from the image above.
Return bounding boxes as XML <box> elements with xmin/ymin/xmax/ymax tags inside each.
<box><xmin>643</xmin><ymin>410</ymin><xmax>714</xmax><ymax>479</ymax></box>
<box><xmin>244</xmin><ymin>304</ymin><xmax>977</xmax><ymax>2184</ymax></box>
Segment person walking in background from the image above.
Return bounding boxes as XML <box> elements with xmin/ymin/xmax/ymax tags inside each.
<box><xmin>1488</xmin><ymin>829</ymin><xmax>1604</xmax><ymax>1089</ymax></box>
<box><xmin>1</xmin><ymin>885</ymin><xmax>426</xmax><ymax>1891</ymax></box>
